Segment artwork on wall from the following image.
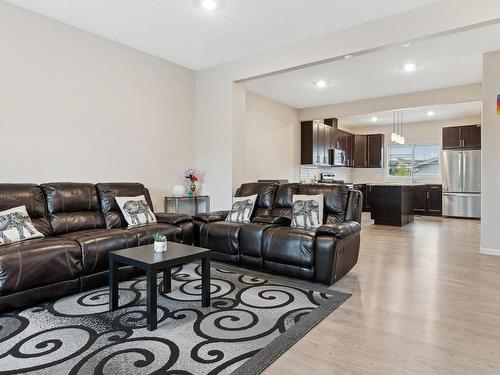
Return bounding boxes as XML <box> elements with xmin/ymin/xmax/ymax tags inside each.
<box><xmin>497</xmin><ymin>94</ymin><xmax>500</xmax><ymax>115</ymax></box>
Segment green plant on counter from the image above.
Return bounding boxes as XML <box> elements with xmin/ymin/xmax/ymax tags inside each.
<box><xmin>393</xmin><ymin>165</ymin><xmax>411</xmax><ymax>176</ymax></box>
<box><xmin>152</xmin><ymin>233</ymin><xmax>167</xmax><ymax>242</ymax></box>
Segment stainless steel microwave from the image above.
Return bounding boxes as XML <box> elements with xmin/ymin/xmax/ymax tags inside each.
<box><xmin>329</xmin><ymin>148</ymin><xmax>346</xmax><ymax>166</ymax></box>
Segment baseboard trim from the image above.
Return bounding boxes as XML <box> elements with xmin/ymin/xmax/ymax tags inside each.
<box><xmin>480</xmin><ymin>247</ymin><xmax>500</xmax><ymax>256</ymax></box>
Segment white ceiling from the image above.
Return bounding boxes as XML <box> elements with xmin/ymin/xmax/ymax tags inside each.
<box><xmin>5</xmin><ymin>0</ymin><xmax>438</xmax><ymax>70</ymax></box>
<box><xmin>245</xmin><ymin>22</ymin><xmax>500</xmax><ymax>108</ymax></box>
<box><xmin>339</xmin><ymin>101</ymin><xmax>481</xmax><ymax>128</ymax></box>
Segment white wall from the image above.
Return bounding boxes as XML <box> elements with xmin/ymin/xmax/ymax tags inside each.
<box><xmin>242</xmin><ymin>92</ymin><xmax>300</xmax><ymax>185</ymax></box>
<box><xmin>301</xmin><ymin>84</ymin><xmax>482</xmax><ymax>121</ymax></box>
<box><xmin>481</xmin><ymin>50</ymin><xmax>500</xmax><ymax>255</ymax></box>
<box><xmin>196</xmin><ymin>0</ymin><xmax>500</xmax><ymax>210</ymax></box>
<box><xmin>0</xmin><ymin>2</ymin><xmax>196</xmax><ymax>211</ymax></box>
<box><xmin>345</xmin><ymin>117</ymin><xmax>481</xmax><ymax>184</ymax></box>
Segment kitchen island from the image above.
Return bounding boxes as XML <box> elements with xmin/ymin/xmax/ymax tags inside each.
<box><xmin>370</xmin><ymin>184</ymin><xmax>415</xmax><ymax>226</ymax></box>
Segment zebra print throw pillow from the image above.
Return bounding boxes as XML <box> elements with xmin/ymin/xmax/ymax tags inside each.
<box><xmin>0</xmin><ymin>205</ymin><xmax>44</xmax><ymax>246</ymax></box>
<box><xmin>226</xmin><ymin>194</ymin><xmax>258</xmax><ymax>223</ymax></box>
<box><xmin>115</xmin><ymin>195</ymin><xmax>157</xmax><ymax>227</ymax></box>
<box><xmin>291</xmin><ymin>194</ymin><xmax>324</xmax><ymax>229</ymax></box>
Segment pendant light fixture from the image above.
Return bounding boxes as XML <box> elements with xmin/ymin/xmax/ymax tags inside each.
<box><xmin>391</xmin><ymin>109</ymin><xmax>406</xmax><ymax>144</ymax></box>
<box><xmin>400</xmin><ymin>110</ymin><xmax>405</xmax><ymax>145</ymax></box>
<box><xmin>391</xmin><ymin>111</ymin><xmax>398</xmax><ymax>142</ymax></box>
<box><xmin>391</xmin><ymin>109</ymin><xmax>405</xmax><ymax>145</ymax></box>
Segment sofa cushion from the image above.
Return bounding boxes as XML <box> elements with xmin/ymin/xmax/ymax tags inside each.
<box><xmin>96</xmin><ymin>183</ymin><xmax>154</xmax><ymax>229</ymax></box>
<box><xmin>115</xmin><ymin>195</ymin><xmax>157</xmax><ymax>226</ymax></box>
<box><xmin>317</xmin><ymin>221</ymin><xmax>361</xmax><ymax>238</ymax></box>
<box><xmin>0</xmin><ymin>237</ymin><xmax>82</xmax><ymax>296</ymax></box>
<box><xmin>226</xmin><ymin>194</ymin><xmax>258</xmax><ymax>223</ymax></box>
<box><xmin>291</xmin><ymin>194</ymin><xmax>324</xmax><ymax>229</ymax></box>
<box><xmin>60</xmin><ymin>228</ymin><xmax>137</xmax><ymax>275</ymax></box>
<box><xmin>200</xmin><ymin>221</ymin><xmax>241</xmax><ymax>256</ymax></box>
<box><xmin>0</xmin><ymin>184</ymin><xmax>52</xmax><ymax>236</ymax></box>
<box><xmin>298</xmin><ymin>184</ymin><xmax>349</xmax><ymax>224</ymax></box>
<box><xmin>125</xmin><ymin>223</ymin><xmax>182</xmax><ymax>246</ymax></box>
<box><xmin>41</xmin><ymin>183</ymin><xmax>105</xmax><ymax>235</ymax></box>
<box><xmin>235</xmin><ymin>182</ymin><xmax>277</xmax><ymax>218</ymax></box>
<box><xmin>240</xmin><ymin>223</ymin><xmax>267</xmax><ymax>259</ymax></box>
<box><xmin>0</xmin><ymin>206</ymin><xmax>44</xmax><ymax>246</ymax></box>
<box><xmin>262</xmin><ymin>226</ymin><xmax>316</xmax><ymax>268</ymax></box>
<box><xmin>269</xmin><ymin>183</ymin><xmax>300</xmax><ymax>219</ymax></box>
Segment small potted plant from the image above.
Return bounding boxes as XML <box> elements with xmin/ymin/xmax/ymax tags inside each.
<box><xmin>152</xmin><ymin>233</ymin><xmax>167</xmax><ymax>253</ymax></box>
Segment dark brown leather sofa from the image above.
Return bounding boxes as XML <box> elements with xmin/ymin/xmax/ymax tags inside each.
<box><xmin>193</xmin><ymin>182</ymin><xmax>362</xmax><ymax>285</ymax></box>
<box><xmin>0</xmin><ymin>182</ymin><xmax>192</xmax><ymax>312</ymax></box>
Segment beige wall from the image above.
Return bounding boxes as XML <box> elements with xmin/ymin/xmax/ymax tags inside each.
<box><xmin>481</xmin><ymin>50</ymin><xmax>500</xmax><ymax>255</ymax></box>
<box><xmin>0</xmin><ymin>2</ymin><xmax>196</xmax><ymax>211</ymax></box>
<box><xmin>242</xmin><ymin>91</ymin><xmax>300</xmax><ymax>186</ymax></box>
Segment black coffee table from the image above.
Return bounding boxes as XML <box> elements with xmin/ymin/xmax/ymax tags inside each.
<box><xmin>108</xmin><ymin>242</ymin><xmax>211</xmax><ymax>331</ymax></box>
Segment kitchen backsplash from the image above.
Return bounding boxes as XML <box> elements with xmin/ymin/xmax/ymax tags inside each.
<box><xmin>299</xmin><ymin>165</ymin><xmax>442</xmax><ymax>184</ymax></box>
<box><xmin>299</xmin><ymin>165</ymin><xmax>354</xmax><ymax>182</ymax></box>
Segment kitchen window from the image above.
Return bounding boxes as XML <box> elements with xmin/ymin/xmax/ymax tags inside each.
<box><xmin>388</xmin><ymin>144</ymin><xmax>440</xmax><ymax>176</ymax></box>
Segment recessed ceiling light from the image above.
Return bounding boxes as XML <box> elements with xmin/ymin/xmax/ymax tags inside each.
<box><xmin>427</xmin><ymin>110</ymin><xmax>435</xmax><ymax>116</ymax></box>
<box><xmin>402</xmin><ymin>43</ymin><xmax>412</xmax><ymax>47</ymax></box>
<box><xmin>200</xmin><ymin>0</ymin><xmax>218</xmax><ymax>11</ymax></box>
<box><xmin>403</xmin><ymin>62</ymin><xmax>417</xmax><ymax>72</ymax></box>
<box><xmin>315</xmin><ymin>80</ymin><xmax>327</xmax><ymax>88</ymax></box>
<box><xmin>344</xmin><ymin>54</ymin><xmax>353</xmax><ymax>59</ymax></box>
<box><xmin>371</xmin><ymin>116</ymin><xmax>378</xmax><ymax>122</ymax></box>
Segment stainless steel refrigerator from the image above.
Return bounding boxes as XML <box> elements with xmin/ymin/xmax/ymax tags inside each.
<box><xmin>442</xmin><ymin>149</ymin><xmax>481</xmax><ymax>218</ymax></box>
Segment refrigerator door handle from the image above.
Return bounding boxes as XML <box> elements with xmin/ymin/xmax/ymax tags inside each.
<box><xmin>459</xmin><ymin>151</ymin><xmax>463</xmax><ymax>193</ymax></box>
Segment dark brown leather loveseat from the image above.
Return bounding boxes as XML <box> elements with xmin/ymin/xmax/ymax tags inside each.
<box><xmin>193</xmin><ymin>182</ymin><xmax>362</xmax><ymax>285</ymax></box>
<box><xmin>0</xmin><ymin>182</ymin><xmax>192</xmax><ymax>312</ymax></box>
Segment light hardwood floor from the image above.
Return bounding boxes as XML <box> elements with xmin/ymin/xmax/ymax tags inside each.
<box><xmin>264</xmin><ymin>214</ymin><xmax>500</xmax><ymax>375</ymax></box>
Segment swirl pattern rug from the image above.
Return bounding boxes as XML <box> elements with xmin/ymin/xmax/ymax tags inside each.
<box><xmin>0</xmin><ymin>263</ymin><xmax>350</xmax><ymax>375</ymax></box>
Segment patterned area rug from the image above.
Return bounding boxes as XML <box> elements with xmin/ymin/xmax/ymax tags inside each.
<box><xmin>0</xmin><ymin>263</ymin><xmax>350</xmax><ymax>375</ymax></box>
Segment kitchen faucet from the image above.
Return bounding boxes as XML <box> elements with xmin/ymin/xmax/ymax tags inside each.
<box><xmin>410</xmin><ymin>168</ymin><xmax>418</xmax><ymax>183</ymax></box>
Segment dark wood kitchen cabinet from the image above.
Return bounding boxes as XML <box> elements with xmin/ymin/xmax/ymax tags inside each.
<box><xmin>301</xmin><ymin>120</ymin><xmax>333</xmax><ymax>165</ymax></box>
<box><xmin>442</xmin><ymin>125</ymin><xmax>481</xmax><ymax>149</ymax></box>
<box><xmin>352</xmin><ymin>134</ymin><xmax>384</xmax><ymax>168</ymax></box>
<box><xmin>330</xmin><ymin>129</ymin><xmax>355</xmax><ymax>167</ymax></box>
<box><xmin>353</xmin><ymin>134</ymin><xmax>367</xmax><ymax>168</ymax></box>
<box><xmin>412</xmin><ymin>184</ymin><xmax>442</xmax><ymax>216</ymax></box>
<box><xmin>367</xmin><ymin>134</ymin><xmax>384</xmax><ymax>168</ymax></box>
<box><xmin>371</xmin><ymin>185</ymin><xmax>414</xmax><ymax>226</ymax></box>
<box><xmin>301</xmin><ymin>120</ymin><xmax>384</xmax><ymax>168</ymax></box>
<box><xmin>345</xmin><ymin>133</ymin><xmax>354</xmax><ymax>167</ymax></box>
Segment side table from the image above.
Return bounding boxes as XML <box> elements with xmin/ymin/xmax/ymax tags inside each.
<box><xmin>164</xmin><ymin>195</ymin><xmax>210</xmax><ymax>216</ymax></box>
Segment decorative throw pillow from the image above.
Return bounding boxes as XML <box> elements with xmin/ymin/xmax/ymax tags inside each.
<box><xmin>0</xmin><ymin>206</ymin><xmax>44</xmax><ymax>246</ymax></box>
<box><xmin>291</xmin><ymin>194</ymin><xmax>324</xmax><ymax>229</ymax></box>
<box><xmin>115</xmin><ymin>195</ymin><xmax>157</xmax><ymax>226</ymax></box>
<box><xmin>226</xmin><ymin>194</ymin><xmax>258</xmax><ymax>223</ymax></box>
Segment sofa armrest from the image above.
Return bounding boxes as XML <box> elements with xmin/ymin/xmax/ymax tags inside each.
<box><xmin>252</xmin><ymin>216</ymin><xmax>291</xmax><ymax>225</ymax></box>
<box><xmin>317</xmin><ymin>221</ymin><xmax>361</xmax><ymax>239</ymax></box>
<box><xmin>155</xmin><ymin>212</ymin><xmax>192</xmax><ymax>225</ymax></box>
<box><xmin>193</xmin><ymin>211</ymin><xmax>229</xmax><ymax>223</ymax></box>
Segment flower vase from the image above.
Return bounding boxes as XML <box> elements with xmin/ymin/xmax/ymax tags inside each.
<box><xmin>188</xmin><ymin>181</ymin><xmax>196</xmax><ymax>197</ymax></box>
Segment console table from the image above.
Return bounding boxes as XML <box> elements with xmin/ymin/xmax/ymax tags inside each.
<box><xmin>164</xmin><ymin>195</ymin><xmax>210</xmax><ymax>216</ymax></box>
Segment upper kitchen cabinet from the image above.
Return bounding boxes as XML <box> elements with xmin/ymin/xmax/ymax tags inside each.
<box><xmin>301</xmin><ymin>120</ymin><xmax>334</xmax><ymax>165</ymax></box>
<box><xmin>353</xmin><ymin>134</ymin><xmax>368</xmax><ymax>168</ymax></box>
<box><xmin>367</xmin><ymin>134</ymin><xmax>384</xmax><ymax>168</ymax></box>
<box><xmin>352</xmin><ymin>133</ymin><xmax>384</xmax><ymax>168</ymax></box>
<box><xmin>442</xmin><ymin>125</ymin><xmax>481</xmax><ymax>149</ymax></box>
